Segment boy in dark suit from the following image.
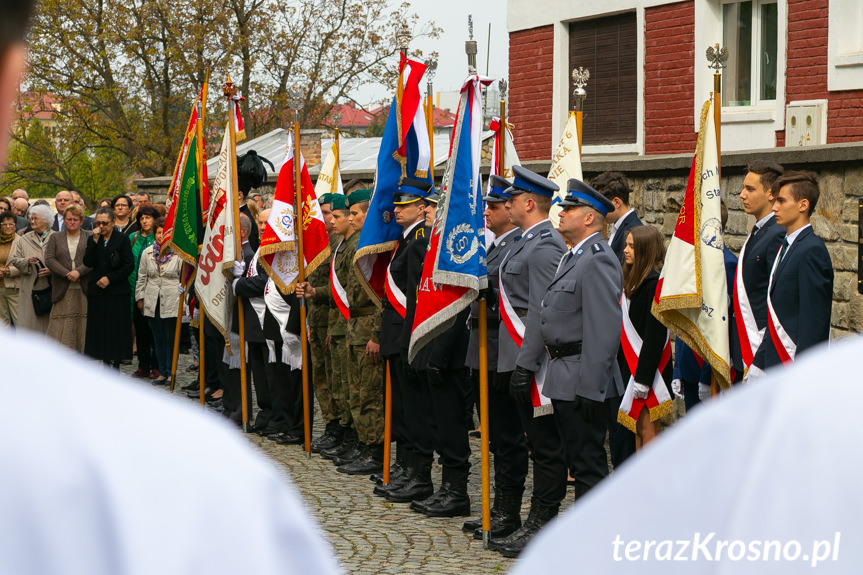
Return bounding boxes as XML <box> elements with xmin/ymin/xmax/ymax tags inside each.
<box><xmin>752</xmin><ymin>171</ymin><xmax>833</xmax><ymax>373</ymax></box>
<box><xmin>590</xmin><ymin>171</ymin><xmax>642</xmax><ymax>265</ymax></box>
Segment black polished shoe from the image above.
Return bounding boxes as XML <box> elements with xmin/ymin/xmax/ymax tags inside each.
<box><xmin>410</xmin><ymin>483</ymin><xmax>448</xmax><ymax>513</ymax></box>
<box><xmin>321</xmin><ymin>429</ymin><xmax>357</xmax><ymax>460</ymax></box>
<box><xmin>338</xmin><ymin>444</ymin><xmax>384</xmax><ymax>475</ymax></box>
<box><xmin>372</xmin><ymin>466</ymin><xmax>411</xmax><ymax>497</ymax></box>
<box><xmin>386</xmin><ymin>454</ymin><xmax>433</xmax><ymax>504</ymax></box>
<box><xmin>333</xmin><ymin>442</ymin><xmax>364</xmax><ymax>466</ymax></box>
<box><xmin>182</xmin><ymin>381</ymin><xmax>199</xmax><ymax>391</ymax></box>
<box><xmin>423</xmin><ymin>467</ymin><xmax>470</xmax><ymax>517</ymax></box>
<box><xmin>311</xmin><ymin>422</ymin><xmax>344</xmax><ymax>454</ymax></box>
<box><xmin>473</xmin><ymin>492</ymin><xmax>522</xmax><ymax>540</ymax></box>
<box><xmin>496</xmin><ymin>501</ymin><xmax>558</xmax><ymax>558</ymax></box>
<box><xmin>275</xmin><ymin>433</ymin><xmax>303</xmax><ymax>445</ymax></box>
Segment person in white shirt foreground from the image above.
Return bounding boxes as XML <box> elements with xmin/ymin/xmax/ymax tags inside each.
<box><xmin>0</xmin><ymin>329</ymin><xmax>342</xmax><ymax>575</ymax></box>
<box><xmin>512</xmin><ymin>337</ymin><xmax>862</xmax><ymax>574</ymax></box>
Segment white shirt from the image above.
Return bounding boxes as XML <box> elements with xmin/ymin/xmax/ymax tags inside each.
<box><xmin>784</xmin><ymin>223</ymin><xmax>811</xmax><ymax>250</ymax></box>
<box><xmin>607</xmin><ymin>208</ymin><xmax>634</xmax><ymax>247</ymax></box>
<box><xmin>56</xmin><ymin>213</ymin><xmax>64</xmax><ymax>231</ymax></box>
<box><xmin>753</xmin><ymin>211</ymin><xmax>775</xmax><ymax>232</ymax></box>
<box><xmin>493</xmin><ymin>227</ymin><xmax>519</xmax><ymax>248</ymax></box>
<box><xmin>520</xmin><ymin>218</ymin><xmax>549</xmax><ymax>239</ymax></box>
<box><xmin>402</xmin><ymin>219</ymin><xmax>423</xmax><ymax>239</ymax></box>
<box><xmin>0</xmin><ymin>330</ymin><xmax>341</xmax><ymax>575</ymax></box>
<box><xmin>512</xmin><ymin>337</ymin><xmax>862</xmax><ymax>575</ymax></box>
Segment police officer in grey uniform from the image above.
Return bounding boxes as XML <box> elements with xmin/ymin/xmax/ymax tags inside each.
<box><xmin>541</xmin><ymin>179</ymin><xmax>624</xmax><ymax>501</ymax></box>
<box><xmin>489</xmin><ymin>165</ymin><xmax>568</xmax><ymax>558</ymax></box>
<box><xmin>462</xmin><ymin>175</ymin><xmax>528</xmax><ymax>540</ymax></box>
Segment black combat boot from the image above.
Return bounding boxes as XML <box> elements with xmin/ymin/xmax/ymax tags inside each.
<box><xmin>463</xmin><ymin>494</ymin><xmax>500</xmax><ymax>533</ymax></box>
<box><xmin>338</xmin><ymin>444</ymin><xmax>384</xmax><ymax>475</ymax></box>
<box><xmin>474</xmin><ymin>491</ymin><xmax>523</xmax><ymax>540</ymax></box>
<box><xmin>371</xmin><ymin>442</ymin><xmax>404</xmax><ymax>484</ymax></box>
<box><xmin>333</xmin><ymin>440</ymin><xmax>364</xmax><ymax>466</ymax></box>
<box><xmin>410</xmin><ymin>474</ymin><xmax>450</xmax><ymax>514</ymax></box>
<box><xmin>311</xmin><ymin>421</ymin><xmax>343</xmax><ymax>453</ymax></box>
<box><xmin>423</xmin><ymin>467</ymin><xmax>471</xmax><ymax>517</ymax></box>
<box><xmin>386</xmin><ymin>453</ymin><xmax>433</xmax><ymax>504</ymax></box>
<box><xmin>373</xmin><ymin>449</ymin><xmax>413</xmax><ymax>497</ymax></box>
<box><xmin>320</xmin><ymin>427</ymin><xmax>356</xmax><ymax>460</ymax></box>
<box><xmin>496</xmin><ymin>501</ymin><xmax>558</xmax><ymax>558</ymax></box>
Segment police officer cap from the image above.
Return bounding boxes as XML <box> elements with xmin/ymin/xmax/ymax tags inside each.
<box><xmin>393</xmin><ymin>177</ymin><xmax>432</xmax><ymax>205</ymax></box>
<box><xmin>559</xmin><ymin>178</ymin><xmax>614</xmax><ymax>216</ymax></box>
<box><xmin>482</xmin><ymin>174</ymin><xmax>511</xmax><ymax>202</ymax></box>
<box><xmin>347</xmin><ymin>189</ymin><xmax>372</xmax><ymax>206</ymax></box>
<box><xmin>329</xmin><ymin>194</ymin><xmax>349</xmax><ymax>211</ymax></box>
<box><xmin>427</xmin><ymin>189</ymin><xmax>440</xmax><ymax>204</ymax></box>
<box><xmin>504</xmin><ymin>165</ymin><xmax>559</xmax><ymax>198</ymax></box>
<box><xmin>318</xmin><ymin>192</ymin><xmax>333</xmax><ymax>206</ymax></box>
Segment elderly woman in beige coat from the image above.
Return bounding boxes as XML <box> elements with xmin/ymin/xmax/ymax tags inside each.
<box><xmin>0</xmin><ymin>211</ymin><xmax>22</xmax><ymax>326</ymax></box>
<box><xmin>8</xmin><ymin>204</ymin><xmax>54</xmax><ymax>334</ymax></box>
<box><xmin>135</xmin><ymin>218</ymin><xmax>182</xmax><ymax>385</ymax></box>
<box><xmin>45</xmin><ymin>203</ymin><xmax>92</xmax><ymax>351</ymax></box>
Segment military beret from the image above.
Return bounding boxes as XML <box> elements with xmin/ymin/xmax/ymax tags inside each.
<box><xmin>559</xmin><ymin>179</ymin><xmax>615</xmax><ymax>217</ymax></box>
<box><xmin>347</xmin><ymin>189</ymin><xmax>372</xmax><ymax>206</ymax></box>
<box><xmin>329</xmin><ymin>194</ymin><xmax>349</xmax><ymax>211</ymax></box>
<box><xmin>318</xmin><ymin>193</ymin><xmax>333</xmax><ymax>206</ymax></box>
<box><xmin>505</xmin><ymin>165</ymin><xmax>559</xmax><ymax>198</ymax></box>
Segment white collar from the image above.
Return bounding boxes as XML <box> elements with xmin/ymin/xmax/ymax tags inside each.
<box><xmin>754</xmin><ymin>212</ymin><xmax>775</xmax><ymax>231</ymax></box>
<box><xmin>402</xmin><ymin>219</ymin><xmax>423</xmax><ymax>239</ymax></box>
<box><xmin>521</xmin><ymin>219</ymin><xmax>549</xmax><ymax>237</ymax></box>
<box><xmin>571</xmin><ymin>231</ymin><xmax>601</xmax><ymax>256</ymax></box>
<box><xmin>612</xmin><ymin>208</ymin><xmax>634</xmax><ymax>232</ymax></box>
<box><xmin>785</xmin><ymin>223</ymin><xmax>810</xmax><ymax>247</ymax></box>
<box><xmin>493</xmin><ymin>227</ymin><xmax>519</xmax><ymax>247</ymax></box>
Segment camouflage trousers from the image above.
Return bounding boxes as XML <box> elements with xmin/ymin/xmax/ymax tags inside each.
<box><xmin>348</xmin><ymin>344</ymin><xmax>385</xmax><ymax>445</ymax></box>
<box><xmin>329</xmin><ymin>334</ymin><xmax>352</xmax><ymax>426</ymax></box>
<box><xmin>309</xmin><ymin>324</ymin><xmax>336</xmax><ymax>424</ymax></box>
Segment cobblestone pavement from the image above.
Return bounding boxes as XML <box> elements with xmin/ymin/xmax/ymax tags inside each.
<box><xmin>124</xmin><ymin>351</ymin><xmax>523</xmax><ymax>574</ymax></box>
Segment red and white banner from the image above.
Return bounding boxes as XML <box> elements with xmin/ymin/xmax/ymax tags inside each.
<box><xmin>499</xmin><ymin>256</ymin><xmax>553</xmax><ymax>417</ymax></box>
<box><xmin>259</xmin><ymin>132</ymin><xmax>330</xmax><ymax>293</ymax></box>
<box><xmin>617</xmin><ymin>293</ymin><xmax>673</xmax><ymax>433</ymax></box>
<box><xmin>732</xmin><ymin>237</ymin><xmax>765</xmax><ymax>370</ymax></box>
<box><xmin>652</xmin><ymin>99</ymin><xmax>731</xmax><ymax>389</ymax></box>
<box><xmin>330</xmin><ymin>240</ymin><xmax>350</xmax><ymax>321</ymax></box>
<box><xmin>548</xmin><ymin>113</ymin><xmax>584</xmax><ymax>227</ymax></box>
<box><xmin>230</xmin><ymin>94</ymin><xmax>245</xmax><ymax>142</ymax></box>
<box><xmin>487</xmin><ymin>116</ymin><xmax>520</xmax><ymax>181</ymax></box>
<box><xmin>395</xmin><ymin>54</ymin><xmax>430</xmax><ymax>178</ymax></box>
<box><xmin>766</xmin><ymin>249</ymin><xmax>797</xmax><ymax>364</ymax></box>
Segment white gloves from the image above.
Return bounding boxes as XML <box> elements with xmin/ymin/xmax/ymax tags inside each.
<box><xmin>632</xmin><ymin>382</ymin><xmax>650</xmax><ymax>400</ymax></box>
<box><xmin>177</xmin><ymin>284</ymin><xmax>185</xmax><ymax>295</ymax></box>
<box><xmin>671</xmin><ymin>378</ymin><xmax>683</xmax><ymax>399</ymax></box>
<box><xmin>232</xmin><ymin>260</ymin><xmax>246</xmax><ymax>278</ymax></box>
<box><xmin>698</xmin><ymin>382</ymin><xmax>712</xmax><ymax>403</ymax></box>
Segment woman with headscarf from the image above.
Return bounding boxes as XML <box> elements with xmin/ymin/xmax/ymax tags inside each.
<box><xmin>129</xmin><ymin>204</ymin><xmax>159</xmax><ymax>378</ymax></box>
<box><xmin>0</xmin><ymin>210</ymin><xmax>22</xmax><ymax>326</ymax></box>
<box><xmin>135</xmin><ymin>218</ymin><xmax>182</xmax><ymax>385</ymax></box>
<box><xmin>84</xmin><ymin>207</ymin><xmax>134</xmax><ymax>367</ymax></box>
<box><xmin>8</xmin><ymin>203</ymin><xmax>54</xmax><ymax>334</ymax></box>
<box><xmin>44</xmin><ymin>203</ymin><xmax>92</xmax><ymax>352</ymax></box>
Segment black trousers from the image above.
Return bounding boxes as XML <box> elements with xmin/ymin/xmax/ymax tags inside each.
<box><xmin>503</xmin><ymin>371</ymin><xmax>567</xmax><ymax>508</ymax></box>
<box><xmin>247</xmin><ymin>341</ymin><xmax>274</xmax><ymax>429</ymax></box>
<box><xmin>553</xmin><ymin>397</ymin><xmax>609</xmax><ymax>501</ymax></box>
<box><xmin>203</xmin><ymin>318</ymin><xmax>222</xmax><ymax>390</ymax></box>
<box><xmin>133</xmin><ymin>306</ymin><xmax>154</xmax><ymax>372</ymax></box>
<box><xmin>385</xmin><ymin>353</ymin><xmax>407</xmax><ymax>448</ymax></box>
<box><xmin>605</xmin><ymin>393</ymin><xmax>635</xmax><ymax>469</ymax></box>
<box><xmin>424</xmin><ymin>367</ymin><xmax>471</xmax><ymax>470</ymax></box>
<box><xmin>477</xmin><ymin>370</ymin><xmax>529</xmax><ymax>495</ymax></box>
<box><xmin>399</xmin><ymin>358</ymin><xmax>432</xmax><ymax>459</ymax></box>
<box><xmin>283</xmin><ymin>365</ymin><xmax>314</xmax><ymax>437</ymax></box>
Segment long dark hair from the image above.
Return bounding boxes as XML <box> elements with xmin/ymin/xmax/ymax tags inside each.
<box><xmin>622</xmin><ymin>226</ymin><xmax>665</xmax><ymax>299</ymax></box>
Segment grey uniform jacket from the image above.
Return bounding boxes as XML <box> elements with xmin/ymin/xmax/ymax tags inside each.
<box><xmin>498</xmin><ymin>219</ymin><xmax>567</xmax><ymax>374</ymax></box>
<box><xmin>465</xmin><ymin>228</ymin><xmax>520</xmax><ymax>371</ymax></box>
<box><xmin>540</xmin><ymin>233</ymin><xmax>624</xmax><ymax>403</ymax></box>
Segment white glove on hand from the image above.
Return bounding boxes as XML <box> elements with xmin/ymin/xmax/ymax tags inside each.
<box><xmin>231</xmin><ymin>278</ymin><xmax>240</xmax><ymax>295</ymax></box>
<box><xmin>698</xmin><ymin>382</ymin><xmax>712</xmax><ymax>403</ymax></box>
<box><xmin>671</xmin><ymin>378</ymin><xmax>683</xmax><ymax>399</ymax></box>
<box><xmin>232</xmin><ymin>260</ymin><xmax>245</xmax><ymax>278</ymax></box>
<box><xmin>632</xmin><ymin>381</ymin><xmax>650</xmax><ymax>400</ymax></box>
<box><xmin>177</xmin><ymin>284</ymin><xmax>185</xmax><ymax>295</ymax></box>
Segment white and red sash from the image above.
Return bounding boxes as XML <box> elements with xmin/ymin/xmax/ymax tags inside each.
<box><xmin>617</xmin><ymin>293</ymin><xmax>673</xmax><ymax>433</ymax></box>
<box><xmin>384</xmin><ymin>244</ymin><xmax>407</xmax><ymax>318</ymax></box>
<box><xmin>246</xmin><ymin>250</ymin><xmax>269</xmax><ymax>332</ymax></box>
<box><xmin>732</xmin><ymin>234</ymin><xmax>765</xmax><ymax>371</ymax></box>
<box><xmin>766</xmin><ymin>245</ymin><xmax>796</xmax><ymax>364</ymax></box>
<box><xmin>330</xmin><ymin>240</ymin><xmax>350</xmax><ymax>321</ymax></box>
<box><xmin>498</xmin><ymin>256</ymin><xmax>552</xmax><ymax>417</ymax></box>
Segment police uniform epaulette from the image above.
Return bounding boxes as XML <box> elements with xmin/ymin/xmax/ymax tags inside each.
<box><xmin>414</xmin><ymin>228</ymin><xmax>425</xmax><ymax>239</ymax></box>
<box><xmin>540</xmin><ymin>229</ymin><xmax>553</xmax><ymax>239</ymax></box>
<box><xmin>591</xmin><ymin>242</ymin><xmax>604</xmax><ymax>253</ymax></box>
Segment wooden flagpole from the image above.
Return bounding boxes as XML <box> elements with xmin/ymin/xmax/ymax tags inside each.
<box><xmin>225</xmin><ymin>76</ymin><xmax>250</xmax><ymax>431</ymax></box>
<box><xmin>169</xmin><ymin>262</ymin><xmax>186</xmax><ymax>392</ymax></box>
<box><xmin>198</xmin><ymin>73</ymin><xmax>209</xmax><ymax>405</ymax></box>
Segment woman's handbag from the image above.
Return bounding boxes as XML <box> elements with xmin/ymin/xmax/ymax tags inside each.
<box><xmin>31</xmin><ymin>262</ymin><xmax>52</xmax><ymax>316</ymax></box>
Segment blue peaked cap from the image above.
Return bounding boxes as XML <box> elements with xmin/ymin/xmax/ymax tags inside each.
<box><xmin>504</xmin><ymin>165</ymin><xmax>559</xmax><ymax>198</ymax></box>
<box><xmin>483</xmin><ymin>174</ymin><xmax>511</xmax><ymax>202</ymax></box>
<box><xmin>559</xmin><ymin>178</ymin><xmax>614</xmax><ymax>217</ymax></box>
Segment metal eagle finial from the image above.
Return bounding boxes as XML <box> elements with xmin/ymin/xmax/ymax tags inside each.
<box><xmin>499</xmin><ymin>78</ymin><xmax>508</xmax><ymax>100</ymax></box>
<box><xmin>396</xmin><ymin>21</ymin><xmax>411</xmax><ymax>52</ymax></box>
<box><xmin>706</xmin><ymin>43</ymin><xmax>729</xmax><ymax>71</ymax></box>
<box><xmin>287</xmin><ymin>85</ymin><xmax>304</xmax><ymax>111</ymax></box>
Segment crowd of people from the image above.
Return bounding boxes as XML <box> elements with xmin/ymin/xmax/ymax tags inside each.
<box><xmin>0</xmin><ymin>158</ymin><xmax>836</xmax><ymax>559</ymax></box>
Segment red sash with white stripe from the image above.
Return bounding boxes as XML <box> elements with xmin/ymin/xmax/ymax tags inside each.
<box><xmin>732</xmin><ymin>235</ymin><xmax>765</xmax><ymax>370</ymax></box>
<box><xmin>617</xmin><ymin>293</ymin><xmax>673</xmax><ymax>433</ymax></box>
<box><xmin>498</xmin><ymin>257</ymin><xmax>552</xmax><ymax>417</ymax></box>
<box><xmin>330</xmin><ymin>240</ymin><xmax>350</xmax><ymax>321</ymax></box>
<box><xmin>385</xmin><ymin>245</ymin><xmax>407</xmax><ymax>318</ymax></box>
<box><xmin>766</xmin><ymin>245</ymin><xmax>796</xmax><ymax>364</ymax></box>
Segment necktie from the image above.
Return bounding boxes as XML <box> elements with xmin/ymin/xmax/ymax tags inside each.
<box><xmin>486</xmin><ymin>241</ymin><xmax>497</xmax><ymax>259</ymax></box>
<box><xmin>563</xmin><ymin>251</ymin><xmax>574</xmax><ymax>266</ymax></box>
<box><xmin>778</xmin><ymin>237</ymin><xmax>789</xmax><ymax>262</ymax></box>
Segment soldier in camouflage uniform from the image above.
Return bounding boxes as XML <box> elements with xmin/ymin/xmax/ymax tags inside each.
<box><xmin>334</xmin><ymin>190</ymin><xmax>385</xmax><ymax>475</ymax></box>
<box><xmin>308</xmin><ymin>193</ymin><xmax>342</xmax><ymax>453</ymax></box>
<box><xmin>299</xmin><ymin>194</ymin><xmax>356</xmax><ymax>463</ymax></box>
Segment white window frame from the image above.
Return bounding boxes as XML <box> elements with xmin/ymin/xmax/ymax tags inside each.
<box><xmin>827</xmin><ymin>0</ymin><xmax>863</xmax><ymax>91</ymax></box>
<box><xmin>695</xmin><ymin>0</ymin><xmax>786</xmax><ymax>149</ymax></box>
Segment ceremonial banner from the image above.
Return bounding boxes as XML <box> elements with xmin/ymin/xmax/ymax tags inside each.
<box><xmin>652</xmin><ymin>100</ymin><xmax>731</xmax><ymax>389</ymax></box>
<box><xmin>408</xmin><ymin>74</ymin><xmax>492</xmax><ymax>361</ymax></box>
<box><xmin>194</xmin><ymin>124</ymin><xmax>238</xmax><ymax>344</ymax></box>
<box><xmin>395</xmin><ymin>54</ymin><xmax>430</xmax><ymax>178</ymax></box>
<box><xmin>548</xmin><ymin>113</ymin><xmax>583</xmax><ymax>227</ymax></box>
<box><xmin>487</xmin><ymin>116</ymin><xmax>520</xmax><ymax>181</ymax></box>
<box><xmin>162</xmin><ymin>89</ymin><xmax>208</xmax><ymax>265</ymax></box>
<box><xmin>354</xmin><ymin>59</ymin><xmax>433</xmax><ymax>304</ymax></box>
<box><xmin>314</xmin><ymin>142</ymin><xmax>344</xmax><ymax>199</ymax></box>
<box><xmin>259</xmin><ymin>132</ymin><xmax>330</xmax><ymax>294</ymax></box>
